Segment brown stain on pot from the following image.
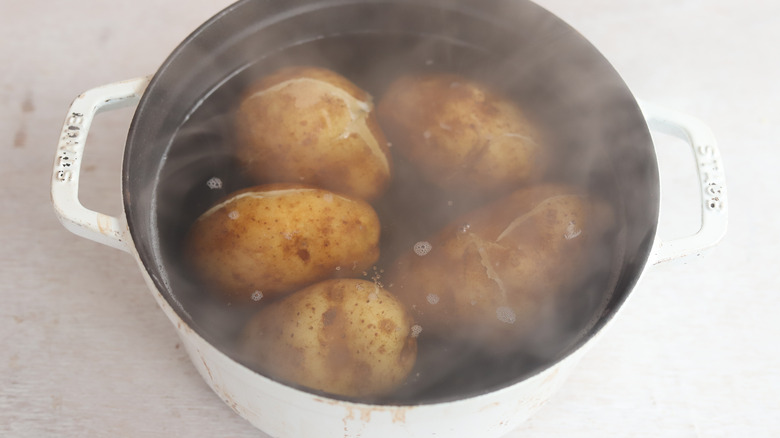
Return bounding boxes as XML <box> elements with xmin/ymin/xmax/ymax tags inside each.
<box><xmin>392</xmin><ymin>406</ymin><xmax>407</xmax><ymax>424</ymax></box>
<box><xmin>542</xmin><ymin>367</ymin><xmax>560</xmax><ymax>385</ymax></box>
<box><xmin>316</xmin><ymin>397</ymin><xmax>410</xmax><ymax>431</ymax></box>
<box><xmin>200</xmin><ymin>357</ymin><xmax>215</xmax><ymax>382</ymax></box>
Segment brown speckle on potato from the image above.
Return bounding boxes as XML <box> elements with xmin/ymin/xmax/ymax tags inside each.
<box><xmin>322</xmin><ymin>307</ymin><xmax>339</xmax><ymax>327</ymax></box>
<box><xmin>380</xmin><ymin>318</ymin><xmax>396</xmax><ymax>334</ymax></box>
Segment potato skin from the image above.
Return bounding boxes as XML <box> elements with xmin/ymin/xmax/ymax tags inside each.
<box><xmin>386</xmin><ymin>184</ymin><xmax>614</xmax><ymax>352</ymax></box>
<box><xmin>378</xmin><ymin>73</ymin><xmax>546</xmax><ymax>197</ymax></box>
<box><xmin>235</xmin><ymin>66</ymin><xmax>392</xmax><ymax>201</ymax></box>
<box><xmin>240</xmin><ymin>279</ymin><xmax>417</xmax><ymax>398</ymax></box>
<box><xmin>183</xmin><ymin>183</ymin><xmax>380</xmax><ymax>303</ymax></box>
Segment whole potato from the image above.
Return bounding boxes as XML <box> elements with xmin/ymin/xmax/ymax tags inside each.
<box><xmin>183</xmin><ymin>183</ymin><xmax>380</xmax><ymax>303</ymax></box>
<box><xmin>239</xmin><ymin>278</ymin><xmax>418</xmax><ymax>399</ymax></box>
<box><xmin>235</xmin><ymin>66</ymin><xmax>392</xmax><ymax>201</ymax></box>
<box><xmin>377</xmin><ymin>73</ymin><xmax>547</xmax><ymax>197</ymax></box>
<box><xmin>386</xmin><ymin>184</ymin><xmax>614</xmax><ymax>353</ymax></box>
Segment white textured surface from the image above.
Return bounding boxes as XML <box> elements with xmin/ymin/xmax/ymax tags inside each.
<box><xmin>2</xmin><ymin>0</ymin><xmax>778</xmax><ymax>436</ymax></box>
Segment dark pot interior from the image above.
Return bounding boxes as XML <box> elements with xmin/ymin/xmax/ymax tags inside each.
<box><xmin>123</xmin><ymin>0</ymin><xmax>659</xmax><ymax>404</ymax></box>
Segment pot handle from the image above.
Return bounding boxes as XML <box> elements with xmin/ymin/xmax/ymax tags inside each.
<box><xmin>640</xmin><ymin>101</ymin><xmax>728</xmax><ymax>265</ymax></box>
<box><xmin>51</xmin><ymin>76</ymin><xmax>152</xmax><ymax>253</ymax></box>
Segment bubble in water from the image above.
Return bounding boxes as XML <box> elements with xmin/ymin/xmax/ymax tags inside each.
<box><xmin>228</xmin><ymin>210</ymin><xmax>239</xmax><ymax>220</ymax></box>
<box><xmin>447</xmin><ymin>200</ymin><xmax>454</xmax><ymax>207</ymax></box>
<box><xmin>426</xmin><ymin>293</ymin><xmax>440</xmax><ymax>305</ymax></box>
<box><xmin>496</xmin><ymin>306</ymin><xmax>517</xmax><ymax>324</ymax></box>
<box><xmin>387</xmin><ymin>141</ymin><xmax>393</xmax><ymax>148</ymax></box>
<box><xmin>335</xmin><ymin>266</ymin><xmax>342</xmax><ymax>271</ymax></box>
<box><xmin>423</xmin><ymin>130</ymin><xmax>432</xmax><ymax>140</ymax></box>
<box><xmin>413</xmin><ymin>241</ymin><xmax>432</xmax><ymax>256</ymax></box>
<box><xmin>206</xmin><ymin>177</ymin><xmax>223</xmax><ymax>190</ymax></box>
<box><xmin>369</xmin><ymin>266</ymin><xmax>383</xmax><ymax>286</ymax></box>
<box><xmin>411</xmin><ymin>324</ymin><xmax>423</xmax><ymax>338</ymax></box>
<box><xmin>564</xmin><ymin>220</ymin><xmax>582</xmax><ymax>240</ymax></box>
<box><xmin>425</xmin><ymin>59</ymin><xmax>434</xmax><ymax>66</ymax></box>
<box><xmin>459</xmin><ymin>223</ymin><xmax>471</xmax><ymax>233</ymax></box>
<box><xmin>251</xmin><ymin>290</ymin><xmax>263</xmax><ymax>302</ymax></box>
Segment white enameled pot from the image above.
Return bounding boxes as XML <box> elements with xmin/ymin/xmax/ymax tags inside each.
<box><xmin>51</xmin><ymin>75</ymin><xmax>726</xmax><ymax>438</ymax></box>
<box><xmin>51</xmin><ymin>0</ymin><xmax>729</xmax><ymax>435</ymax></box>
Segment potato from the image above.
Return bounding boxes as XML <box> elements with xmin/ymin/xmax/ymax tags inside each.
<box><xmin>386</xmin><ymin>184</ymin><xmax>614</xmax><ymax>352</ymax></box>
<box><xmin>377</xmin><ymin>73</ymin><xmax>547</xmax><ymax>197</ymax></box>
<box><xmin>239</xmin><ymin>278</ymin><xmax>417</xmax><ymax>398</ymax></box>
<box><xmin>235</xmin><ymin>66</ymin><xmax>392</xmax><ymax>201</ymax></box>
<box><xmin>183</xmin><ymin>183</ymin><xmax>380</xmax><ymax>303</ymax></box>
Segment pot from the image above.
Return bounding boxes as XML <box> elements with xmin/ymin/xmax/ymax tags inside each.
<box><xmin>51</xmin><ymin>0</ymin><xmax>728</xmax><ymax>436</ymax></box>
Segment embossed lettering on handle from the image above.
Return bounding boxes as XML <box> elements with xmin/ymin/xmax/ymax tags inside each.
<box><xmin>640</xmin><ymin>101</ymin><xmax>728</xmax><ymax>265</ymax></box>
<box><xmin>55</xmin><ymin>112</ymin><xmax>85</xmax><ymax>183</ymax></box>
<box><xmin>51</xmin><ymin>76</ymin><xmax>151</xmax><ymax>252</ymax></box>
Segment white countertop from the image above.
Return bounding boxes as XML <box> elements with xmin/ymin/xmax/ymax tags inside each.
<box><xmin>2</xmin><ymin>0</ymin><xmax>778</xmax><ymax>436</ymax></box>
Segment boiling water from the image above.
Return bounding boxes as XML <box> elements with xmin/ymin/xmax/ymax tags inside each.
<box><xmin>155</xmin><ymin>34</ymin><xmax>622</xmax><ymax>403</ymax></box>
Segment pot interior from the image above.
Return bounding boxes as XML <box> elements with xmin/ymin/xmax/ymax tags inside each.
<box><xmin>123</xmin><ymin>0</ymin><xmax>658</xmax><ymax>404</ymax></box>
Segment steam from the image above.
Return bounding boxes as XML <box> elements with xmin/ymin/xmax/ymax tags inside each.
<box><xmin>144</xmin><ymin>0</ymin><xmax>648</xmax><ymax>405</ymax></box>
